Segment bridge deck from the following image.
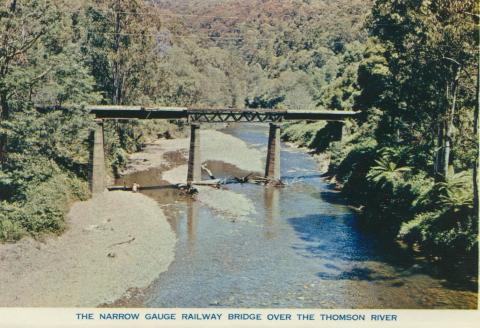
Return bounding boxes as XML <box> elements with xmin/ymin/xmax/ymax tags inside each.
<box><xmin>88</xmin><ymin>106</ymin><xmax>358</xmax><ymax>122</ymax></box>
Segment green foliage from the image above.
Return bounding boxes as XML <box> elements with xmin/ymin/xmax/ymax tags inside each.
<box><xmin>283</xmin><ymin>0</ymin><xmax>477</xmax><ymax>262</ymax></box>
<box><xmin>335</xmin><ymin>138</ymin><xmax>377</xmax><ymax>204</ymax></box>
<box><xmin>400</xmin><ymin>206</ymin><xmax>477</xmax><ymax>261</ymax></box>
<box><xmin>0</xmin><ymin>173</ymin><xmax>89</xmax><ymax>241</ymax></box>
<box><xmin>281</xmin><ymin>121</ymin><xmax>326</xmax><ymax>148</ymax></box>
<box><xmin>366</xmin><ymin>151</ymin><xmax>411</xmax><ymax>188</ymax></box>
<box><xmin>0</xmin><ymin>0</ymin><xmax>97</xmax><ymax>241</ymax></box>
<box><xmin>0</xmin><ymin>212</ymin><xmax>25</xmax><ymax>241</ymax></box>
<box><xmin>436</xmin><ymin>172</ymin><xmax>474</xmax><ymax>210</ymax></box>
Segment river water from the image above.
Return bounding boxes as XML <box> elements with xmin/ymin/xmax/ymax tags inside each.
<box><xmin>117</xmin><ymin>124</ymin><xmax>477</xmax><ymax>309</ymax></box>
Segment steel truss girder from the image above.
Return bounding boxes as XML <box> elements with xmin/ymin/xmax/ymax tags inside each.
<box><xmin>187</xmin><ymin>111</ymin><xmax>284</xmax><ymax>123</ymax></box>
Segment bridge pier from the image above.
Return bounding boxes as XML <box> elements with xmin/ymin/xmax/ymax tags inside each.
<box><xmin>89</xmin><ymin>119</ymin><xmax>106</xmax><ymax>194</ymax></box>
<box><xmin>331</xmin><ymin>121</ymin><xmax>347</xmax><ymax>142</ymax></box>
<box><xmin>187</xmin><ymin>123</ymin><xmax>201</xmax><ymax>185</ymax></box>
<box><xmin>265</xmin><ymin>123</ymin><xmax>281</xmax><ymax>181</ymax></box>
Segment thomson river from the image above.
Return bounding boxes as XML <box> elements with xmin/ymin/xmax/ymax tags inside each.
<box><xmin>115</xmin><ymin>124</ymin><xmax>477</xmax><ymax>309</ymax></box>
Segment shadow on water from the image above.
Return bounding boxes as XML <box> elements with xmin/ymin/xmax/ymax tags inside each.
<box><xmin>313</xmin><ymin>190</ymin><xmax>349</xmax><ymax>205</ymax></box>
<box><xmin>288</xmin><ymin>211</ymin><xmax>477</xmax><ymax>293</ymax></box>
<box><xmin>282</xmin><ymin>174</ymin><xmax>325</xmax><ymax>181</ymax></box>
<box><xmin>287</xmin><ymin>177</ymin><xmax>478</xmax><ymax>294</ymax></box>
<box><xmin>288</xmin><ymin>213</ymin><xmax>413</xmax><ymax>264</ymax></box>
<box><xmin>317</xmin><ymin>267</ymin><xmax>399</xmax><ymax>282</ymax></box>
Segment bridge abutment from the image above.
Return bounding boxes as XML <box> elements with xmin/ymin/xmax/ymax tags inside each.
<box><xmin>187</xmin><ymin>123</ymin><xmax>201</xmax><ymax>184</ymax></box>
<box><xmin>89</xmin><ymin>119</ymin><xmax>106</xmax><ymax>194</ymax></box>
<box><xmin>265</xmin><ymin>123</ymin><xmax>281</xmax><ymax>181</ymax></box>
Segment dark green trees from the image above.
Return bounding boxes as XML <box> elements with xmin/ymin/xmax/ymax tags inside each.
<box><xmin>0</xmin><ymin>0</ymin><xmax>98</xmax><ymax>240</ymax></box>
<box><xmin>329</xmin><ymin>0</ymin><xmax>478</xmax><ymax>262</ymax></box>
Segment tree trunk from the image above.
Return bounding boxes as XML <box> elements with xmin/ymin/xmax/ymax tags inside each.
<box><xmin>112</xmin><ymin>1</ymin><xmax>121</xmax><ymax>105</ymax></box>
<box><xmin>434</xmin><ymin>121</ymin><xmax>444</xmax><ymax>181</ymax></box>
<box><xmin>474</xmin><ymin>59</ymin><xmax>479</xmax><ymax>217</ymax></box>
<box><xmin>0</xmin><ymin>92</ymin><xmax>9</xmax><ymax>163</ymax></box>
<box><xmin>442</xmin><ymin>70</ymin><xmax>460</xmax><ymax>180</ymax></box>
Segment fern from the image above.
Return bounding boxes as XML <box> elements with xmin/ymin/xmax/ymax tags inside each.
<box><xmin>367</xmin><ymin>156</ymin><xmax>411</xmax><ymax>187</ymax></box>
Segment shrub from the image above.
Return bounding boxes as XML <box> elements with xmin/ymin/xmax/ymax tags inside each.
<box><xmin>399</xmin><ymin>171</ymin><xmax>477</xmax><ymax>261</ymax></box>
<box><xmin>335</xmin><ymin>138</ymin><xmax>377</xmax><ymax>202</ymax></box>
<box><xmin>0</xmin><ymin>174</ymin><xmax>89</xmax><ymax>241</ymax></box>
<box><xmin>281</xmin><ymin>121</ymin><xmax>327</xmax><ymax>148</ymax></box>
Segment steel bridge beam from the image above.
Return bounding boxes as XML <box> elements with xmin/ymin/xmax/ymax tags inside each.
<box><xmin>88</xmin><ymin>106</ymin><xmax>358</xmax><ymax>122</ymax></box>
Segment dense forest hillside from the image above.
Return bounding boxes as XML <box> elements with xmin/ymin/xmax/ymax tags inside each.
<box><xmin>0</xmin><ymin>0</ymin><xmax>478</xmax><ymax>268</ymax></box>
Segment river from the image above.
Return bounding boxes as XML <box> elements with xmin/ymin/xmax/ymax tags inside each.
<box><xmin>115</xmin><ymin>124</ymin><xmax>477</xmax><ymax>309</ymax></box>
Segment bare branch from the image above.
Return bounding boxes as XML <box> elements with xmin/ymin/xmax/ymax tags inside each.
<box><xmin>442</xmin><ymin>56</ymin><xmax>461</xmax><ymax>67</ymax></box>
<box><xmin>459</xmin><ymin>11</ymin><xmax>480</xmax><ymax>20</ymax></box>
<box><xmin>442</xmin><ymin>56</ymin><xmax>476</xmax><ymax>84</ymax></box>
<box><xmin>29</xmin><ymin>66</ymin><xmax>54</xmax><ymax>85</ymax></box>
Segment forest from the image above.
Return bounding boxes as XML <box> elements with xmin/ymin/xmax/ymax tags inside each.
<box><xmin>0</xmin><ymin>0</ymin><xmax>478</xmax><ymax>266</ymax></box>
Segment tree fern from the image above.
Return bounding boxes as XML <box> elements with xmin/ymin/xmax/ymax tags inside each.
<box><xmin>367</xmin><ymin>156</ymin><xmax>411</xmax><ymax>188</ymax></box>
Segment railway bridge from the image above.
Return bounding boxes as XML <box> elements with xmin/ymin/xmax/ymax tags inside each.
<box><xmin>88</xmin><ymin>106</ymin><xmax>358</xmax><ymax>193</ymax></box>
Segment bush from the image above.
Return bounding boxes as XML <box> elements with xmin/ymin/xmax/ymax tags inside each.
<box><xmin>398</xmin><ymin>172</ymin><xmax>477</xmax><ymax>261</ymax></box>
<box><xmin>335</xmin><ymin>138</ymin><xmax>377</xmax><ymax>201</ymax></box>
<box><xmin>399</xmin><ymin>207</ymin><xmax>477</xmax><ymax>261</ymax></box>
<box><xmin>398</xmin><ymin>210</ymin><xmax>440</xmax><ymax>246</ymax></box>
<box><xmin>0</xmin><ymin>174</ymin><xmax>89</xmax><ymax>241</ymax></box>
<box><xmin>0</xmin><ymin>202</ymin><xmax>27</xmax><ymax>241</ymax></box>
<box><xmin>281</xmin><ymin>121</ymin><xmax>327</xmax><ymax>148</ymax></box>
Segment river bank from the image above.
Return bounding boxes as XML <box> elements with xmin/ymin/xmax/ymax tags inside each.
<box><xmin>0</xmin><ymin>192</ymin><xmax>176</xmax><ymax>307</ymax></box>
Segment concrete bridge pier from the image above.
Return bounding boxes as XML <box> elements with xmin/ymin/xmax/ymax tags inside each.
<box><xmin>89</xmin><ymin>119</ymin><xmax>106</xmax><ymax>194</ymax></box>
<box><xmin>265</xmin><ymin>123</ymin><xmax>281</xmax><ymax>181</ymax></box>
<box><xmin>187</xmin><ymin>123</ymin><xmax>201</xmax><ymax>185</ymax></box>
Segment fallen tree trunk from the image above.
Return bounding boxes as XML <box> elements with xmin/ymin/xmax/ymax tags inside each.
<box><xmin>201</xmin><ymin>164</ymin><xmax>215</xmax><ymax>179</ymax></box>
<box><xmin>192</xmin><ymin>179</ymin><xmax>221</xmax><ymax>186</ymax></box>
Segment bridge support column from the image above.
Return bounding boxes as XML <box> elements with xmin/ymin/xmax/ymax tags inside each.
<box><xmin>265</xmin><ymin>123</ymin><xmax>281</xmax><ymax>181</ymax></box>
<box><xmin>335</xmin><ymin>121</ymin><xmax>347</xmax><ymax>142</ymax></box>
<box><xmin>187</xmin><ymin>123</ymin><xmax>201</xmax><ymax>185</ymax></box>
<box><xmin>89</xmin><ymin>119</ymin><xmax>106</xmax><ymax>194</ymax></box>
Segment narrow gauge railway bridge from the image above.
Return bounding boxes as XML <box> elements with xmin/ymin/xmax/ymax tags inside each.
<box><xmin>88</xmin><ymin>106</ymin><xmax>358</xmax><ymax>193</ymax></box>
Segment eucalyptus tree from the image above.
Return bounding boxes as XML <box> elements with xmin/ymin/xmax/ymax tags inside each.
<box><xmin>0</xmin><ymin>0</ymin><xmax>64</xmax><ymax>162</ymax></box>
<box><xmin>368</xmin><ymin>0</ymin><xmax>478</xmax><ymax>181</ymax></box>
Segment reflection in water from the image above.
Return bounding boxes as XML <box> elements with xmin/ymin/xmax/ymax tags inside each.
<box><xmin>187</xmin><ymin>200</ymin><xmax>198</xmax><ymax>253</ymax></box>
<box><xmin>263</xmin><ymin>186</ymin><xmax>280</xmax><ymax>239</ymax></box>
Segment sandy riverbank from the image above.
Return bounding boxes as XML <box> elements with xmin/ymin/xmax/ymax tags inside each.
<box><xmin>122</xmin><ymin>129</ymin><xmax>264</xmax><ymax>175</ymax></box>
<box><xmin>126</xmin><ymin>129</ymin><xmax>264</xmax><ymax>220</ymax></box>
<box><xmin>0</xmin><ymin>192</ymin><xmax>176</xmax><ymax>307</ymax></box>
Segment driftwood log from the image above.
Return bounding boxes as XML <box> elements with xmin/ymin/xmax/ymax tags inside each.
<box><xmin>201</xmin><ymin>164</ymin><xmax>215</xmax><ymax>179</ymax></box>
<box><xmin>192</xmin><ymin>179</ymin><xmax>221</xmax><ymax>186</ymax></box>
